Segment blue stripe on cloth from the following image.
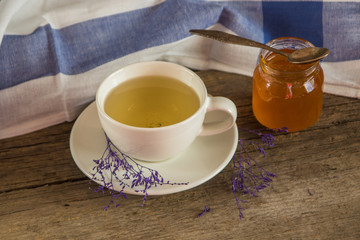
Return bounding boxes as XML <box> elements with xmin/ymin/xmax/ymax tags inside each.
<box><xmin>262</xmin><ymin>1</ymin><xmax>323</xmax><ymax>48</ymax></box>
<box><xmin>323</xmin><ymin>2</ymin><xmax>360</xmax><ymax>61</ymax></box>
<box><xmin>214</xmin><ymin>1</ymin><xmax>264</xmax><ymax>42</ymax></box>
<box><xmin>0</xmin><ymin>0</ymin><xmax>222</xmax><ymax>90</ymax></box>
<box><xmin>1</xmin><ymin>0</ymin><xmax>359</xmax><ymax>91</ymax></box>
<box><xmin>0</xmin><ymin>25</ymin><xmax>59</xmax><ymax>89</ymax></box>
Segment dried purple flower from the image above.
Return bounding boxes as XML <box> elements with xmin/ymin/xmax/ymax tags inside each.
<box><xmin>308</xmin><ymin>189</ymin><xmax>313</xmax><ymax>196</ymax></box>
<box><xmin>90</xmin><ymin>134</ymin><xmax>188</xmax><ymax>209</ymax></box>
<box><xmin>198</xmin><ymin>206</ymin><xmax>211</xmax><ymax>218</ymax></box>
<box><xmin>89</xmin><ymin>127</ymin><xmax>286</xmax><ymax>219</ymax></box>
<box><xmin>232</xmin><ymin>127</ymin><xmax>288</xmax><ymax>219</ymax></box>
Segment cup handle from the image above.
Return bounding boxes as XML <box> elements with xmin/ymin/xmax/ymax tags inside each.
<box><xmin>199</xmin><ymin>96</ymin><xmax>237</xmax><ymax>136</ymax></box>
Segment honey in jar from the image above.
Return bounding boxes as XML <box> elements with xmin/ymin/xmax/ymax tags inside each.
<box><xmin>252</xmin><ymin>37</ymin><xmax>324</xmax><ymax>132</ymax></box>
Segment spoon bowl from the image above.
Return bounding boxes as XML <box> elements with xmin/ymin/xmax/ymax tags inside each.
<box><xmin>189</xmin><ymin>29</ymin><xmax>330</xmax><ymax>64</ymax></box>
<box><xmin>287</xmin><ymin>47</ymin><xmax>330</xmax><ymax>63</ymax></box>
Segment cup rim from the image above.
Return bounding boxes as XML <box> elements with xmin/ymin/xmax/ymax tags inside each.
<box><xmin>95</xmin><ymin>61</ymin><xmax>208</xmax><ymax>132</ymax></box>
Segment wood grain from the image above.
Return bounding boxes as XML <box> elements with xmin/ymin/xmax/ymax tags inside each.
<box><xmin>1</xmin><ymin>70</ymin><xmax>359</xmax><ymax>240</ymax></box>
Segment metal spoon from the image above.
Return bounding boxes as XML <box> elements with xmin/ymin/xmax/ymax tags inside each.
<box><xmin>189</xmin><ymin>29</ymin><xmax>330</xmax><ymax>64</ymax></box>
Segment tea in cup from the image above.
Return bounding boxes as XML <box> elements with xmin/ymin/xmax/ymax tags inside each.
<box><xmin>96</xmin><ymin>61</ymin><xmax>237</xmax><ymax>162</ymax></box>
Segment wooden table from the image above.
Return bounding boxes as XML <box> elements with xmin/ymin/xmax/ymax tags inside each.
<box><xmin>1</xmin><ymin>70</ymin><xmax>359</xmax><ymax>240</ymax></box>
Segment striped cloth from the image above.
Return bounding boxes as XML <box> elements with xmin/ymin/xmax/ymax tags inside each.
<box><xmin>1</xmin><ymin>0</ymin><xmax>359</xmax><ymax>139</ymax></box>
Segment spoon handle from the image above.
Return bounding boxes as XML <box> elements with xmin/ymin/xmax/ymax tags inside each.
<box><xmin>189</xmin><ymin>29</ymin><xmax>288</xmax><ymax>57</ymax></box>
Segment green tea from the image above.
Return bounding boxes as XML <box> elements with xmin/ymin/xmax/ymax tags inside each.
<box><xmin>104</xmin><ymin>75</ymin><xmax>200</xmax><ymax>128</ymax></box>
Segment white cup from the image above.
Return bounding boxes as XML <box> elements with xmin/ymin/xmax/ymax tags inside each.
<box><xmin>96</xmin><ymin>61</ymin><xmax>237</xmax><ymax>162</ymax></box>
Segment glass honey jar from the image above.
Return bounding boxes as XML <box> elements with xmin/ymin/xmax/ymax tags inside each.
<box><xmin>252</xmin><ymin>37</ymin><xmax>324</xmax><ymax>132</ymax></box>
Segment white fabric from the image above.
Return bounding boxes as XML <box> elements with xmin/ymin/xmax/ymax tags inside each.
<box><xmin>0</xmin><ymin>0</ymin><xmax>359</xmax><ymax>140</ymax></box>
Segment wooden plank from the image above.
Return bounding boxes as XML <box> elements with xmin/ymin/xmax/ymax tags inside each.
<box><xmin>0</xmin><ymin>70</ymin><xmax>359</xmax><ymax>240</ymax></box>
<box><xmin>0</xmin><ymin>122</ymin><xmax>86</xmax><ymax>193</ymax></box>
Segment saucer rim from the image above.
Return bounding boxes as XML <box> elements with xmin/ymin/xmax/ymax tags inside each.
<box><xmin>69</xmin><ymin>101</ymin><xmax>238</xmax><ymax>196</ymax></box>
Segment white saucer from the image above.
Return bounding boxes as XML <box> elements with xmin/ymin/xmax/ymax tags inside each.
<box><xmin>70</xmin><ymin>102</ymin><xmax>238</xmax><ymax>196</ymax></box>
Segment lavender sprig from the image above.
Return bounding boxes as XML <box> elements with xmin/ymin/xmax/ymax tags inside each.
<box><xmin>89</xmin><ymin>134</ymin><xmax>188</xmax><ymax>210</ymax></box>
<box><xmin>89</xmin><ymin>128</ymin><xmax>286</xmax><ymax>218</ymax></box>
<box><xmin>198</xmin><ymin>206</ymin><xmax>211</xmax><ymax>218</ymax></box>
<box><xmin>232</xmin><ymin>127</ymin><xmax>288</xmax><ymax>219</ymax></box>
